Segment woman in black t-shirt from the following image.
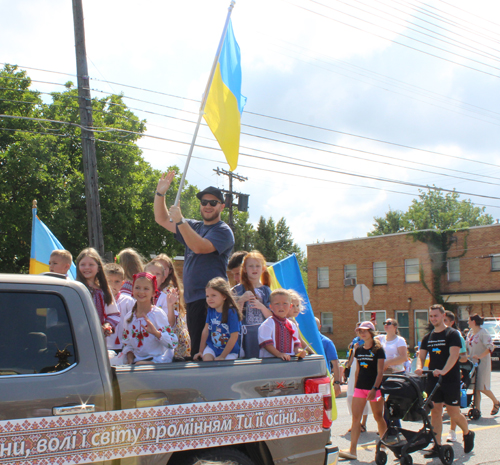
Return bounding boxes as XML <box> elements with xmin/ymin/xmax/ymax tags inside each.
<box><xmin>342</xmin><ymin>321</ymin><xmax>387</xmax><ymax>460</ymax></box>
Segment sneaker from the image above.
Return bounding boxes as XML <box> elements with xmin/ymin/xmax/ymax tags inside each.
<box><xmin>464</xmin><ymin>430</ymin><xmax>475</xmax><ymax>453</ymax></box>
<box><xmin>423</xmin><ymin>447</ymin><xmax>439</xmax><ymax>458</ymax></box>
<box><xmin>446</xmin><ymin>430</ymin><xmax>457</xmax><ymax>442</ymax></box>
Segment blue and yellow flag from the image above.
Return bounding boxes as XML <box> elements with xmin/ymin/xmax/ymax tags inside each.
<box><xmin>30</xmin><ymin>206</ymin><xmax>76</xmax><ymax>280</ymax></box>
<box><xmin>203</xmin><ymin>20</ymin><xmax>246</xmax><ymax>171</ymax></box>
<box><xmin>268</xmin><ymin>254</ymin><xmax>338</xmax><ymax>418</ymax></box>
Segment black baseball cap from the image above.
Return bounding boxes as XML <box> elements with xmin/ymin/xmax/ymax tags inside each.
<box><xmin>196</xmin><ymin>186</ymin><xmax>225</xmax><ymax>203</ymax></box>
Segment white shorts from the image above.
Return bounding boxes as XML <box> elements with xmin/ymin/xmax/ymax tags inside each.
<box><xmin>203</xmin><ymin>346</ymin><xmax>238</xmax><ymax>360</ymax></box>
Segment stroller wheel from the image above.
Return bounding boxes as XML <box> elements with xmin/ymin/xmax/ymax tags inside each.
<box><xmin>375</xmin><ymin>450</ymin><xmax>387</xmax><ymax>465</ymax></box>
<box><xmin>400</xmin><ymin>455</ymin><xmax>413</xmax><ymax>465</ymax></box>
<box><xmin>468</xmin><ymin>408</ymin><xmax>481</xmax><ymax>420</ymax></box>
<box><xmin>439</xmin><ymin>444</ymin><xmax>454</xmax><ymax>465</ymax></box>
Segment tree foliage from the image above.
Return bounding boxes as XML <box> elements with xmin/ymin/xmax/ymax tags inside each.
<box><xmin>368</xmin><ymin>189</ymin><xmax>493</xmax><ymax>236</ymax></box>
<box><xmin>0</xmin><ymin>65</ymin><xmax>307</xmax><ymax>278</ymax></box>
<box><xmin>0</xmin><ymin>65</ymin><xmax>198</xmax><ymax>272</ymax></box>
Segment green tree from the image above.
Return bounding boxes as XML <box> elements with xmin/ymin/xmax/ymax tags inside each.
<box><xmin>368</xmin><ymin>208</ymin><xmax>404</xmax><ymax>236</ymax></box>
<box><xmin>221</xmin><ymin>209</ymin><xmax>256</xmax><ymax>252</ymax></box>
<box><xmin>0</xmin><ymin>65</ymin><xmax>199</xmax><ymax>272</ymax></box>
<box><xmin>253</xmin><ymin>216</ymin><xmax>307</xmax><ymax>286</ymax></box>
<box><xmin>368</xmin><ymin>189</ymin><xmax>493</xmax><ymax>236</ymax></box>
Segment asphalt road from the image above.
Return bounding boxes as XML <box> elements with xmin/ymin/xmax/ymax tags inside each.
<box><xmin>330</xmin><ymin>368</ymin><xmax>500</xmax><ymax>465</ymax></box>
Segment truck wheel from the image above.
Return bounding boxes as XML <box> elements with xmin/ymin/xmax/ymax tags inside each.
<box><xmin>169</xmin><ymin>447</ymin><xmax>255</xmax><ymax>465</ymax></box>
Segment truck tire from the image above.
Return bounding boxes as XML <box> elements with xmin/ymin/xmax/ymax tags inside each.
<box><xmin>169</xmin><ymin>447</ymin><xmax>256</xmax><ymax>465</ymax></box>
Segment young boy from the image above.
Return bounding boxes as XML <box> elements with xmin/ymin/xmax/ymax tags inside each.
<box><xmin>49</xmin><ymin>249</ymin><xmax>72</xmax><ymax>276</ymax></box>
<box><xmin>258</xmin><ymin>289</ymin><xmax>303</xmax><ymax>360</ymax></box>
<box><xmin>103</xmin><ymin>263</ymin><xmax>125</xmax><ymax>352</ymax></box>
<box><xmin>103</xmin><ymin>263</ymin><xmax>125</xmax><ymax>300</ymax></box>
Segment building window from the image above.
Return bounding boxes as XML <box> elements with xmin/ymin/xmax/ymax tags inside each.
<box><xmin>414</xmin><ymin>309</ymin><xmax>429</xmax><ymax>345</ymax></box>
<box><xmin>492</xmin><ymin>255</ymin><xmax>500</xmax><ymax>271</ymax></box>
<box><xmin>373</xmin><ymin>261</ymin><xmax>387</xmax><ymax>285</ymax></box>
<box><xmin>457</xmin><ymin>305</ymin><xmax>470</xmax><ymax>323</ymax></box>
<box><xmin>447</xmin><ymin>258</ymin><xmax>460</xmax><ymax>282</ymax></box>
<box><xmin>395</xmin><ymin>311</ymin><xmax>410</xmax><ymax>344</ymax></box>
<box><xmin>317</xmin><ymin>267</ymin><xmax>329</xmax><ymax>288</ymax></box>
<box><xmin>405</xmin><ymin>258</ymin><xmax>420</xmax><ymax>283</ymax></box>
<box><xmin>343</xmin><ymin>264</ymin><xmax>357</xmax><ymax>286</ymax></box>
<box><xmin>321</xmin><ymin>312</ymin><xmax>333</xmax><ymax>333</ymax></box>
<box><xmin>344</xmin><ymin>264</ymin><xmax>357</xmax><ymax>279</ymax></box>
<box><xmin>358</xmin><ymin>310</ymin><xmax>386</xmax><ymax>332</ymax></box>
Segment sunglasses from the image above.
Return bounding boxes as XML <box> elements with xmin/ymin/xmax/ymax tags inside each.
<box><xmin>200</xmin><ymin>199</ymin><xmax>221</xmax><ymax>207</ymax></box>
<box><xmin>383</xmin><ymin>321</ymin><xmax>395</xmax><ymax>326</ymax></box>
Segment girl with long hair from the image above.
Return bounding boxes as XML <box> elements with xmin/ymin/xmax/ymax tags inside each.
<box><xmin>232</xmin><ymin>251</ymin><xmax>272</xmax><ymax>358</ymax></box>
<box><xmin>145</xmin><ymin>259</ymin><xmax>191</xmax><ymax>358</ymax></box>
<box><xmin>76</xmin><ymin>248</ymin><xmax>120</xmax><ymax>349</ymax></box>
<box><xmin>194</xmin><ymin>278</ymin><xmax>242</xmax><ymax>362</ymax></box>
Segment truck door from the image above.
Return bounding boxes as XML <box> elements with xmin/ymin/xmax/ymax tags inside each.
<box><xmin>0</xmin><ymin>285</ymin><xmax>107</xmax><ymax>421</ymax></box>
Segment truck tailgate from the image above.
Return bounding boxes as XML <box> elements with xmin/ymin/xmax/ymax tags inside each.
<box><xmin>114</xmin><ymin>355</ymin><xmax>328</xmax><ymax>409</ymax></box>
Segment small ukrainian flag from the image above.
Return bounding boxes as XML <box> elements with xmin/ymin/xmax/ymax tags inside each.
<box><xmin>29</xmin><ymin>203</ymin><xmax>76</xmax><ymax>279</ymax></box>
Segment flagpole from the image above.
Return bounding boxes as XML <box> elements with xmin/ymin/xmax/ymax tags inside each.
<box><xmin>29</xmin><ymin>199</ymin><xmax>37</xmax><ymax>274</ymax></box>
<box><xmin>172</xmin><ymin>0</ymin><xmax>236</xmax><ymax>210</ymax></box>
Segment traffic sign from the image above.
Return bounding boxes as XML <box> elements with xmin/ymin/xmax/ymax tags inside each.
<box><xmin>353</xmin><ymin>284</ymin><xmax>370</xmax><ymax>306</ymax></box>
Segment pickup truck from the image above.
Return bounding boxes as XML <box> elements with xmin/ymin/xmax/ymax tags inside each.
<box><xmin>0</xmin><ymin>273</ymin><xmax>338</xmax><ymax>465</ymax></box>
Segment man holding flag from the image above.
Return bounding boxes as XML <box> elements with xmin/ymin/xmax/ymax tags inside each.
<box><xmin>153</xmin><ymin>3</ymin><xmax>244</xmax><ymax>355</ymax></box>
<box><xmin>154</xmin><ymin>172</ymin><xmax>234</xmax><ymax>356</ymax></box>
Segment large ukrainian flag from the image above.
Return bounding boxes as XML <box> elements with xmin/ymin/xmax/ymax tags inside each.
<box><xmin>30</xmin><ymin>206</ymin><xmax>76</xmax><ymax>280</ymax></box>
<box><xmin>203</xmin><ymin>20</ymin><xmax>246</xmax><ymax>172</ymax></box>
<box><xmin>268</xmin><ymin>254</ymin><xmax>338</xmax><ymax>417</ymax></box>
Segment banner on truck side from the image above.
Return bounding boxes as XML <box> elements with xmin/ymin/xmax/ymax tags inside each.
<box><xmin>0</xmin><ymin>394</ymin><xmax>323</xmax><ymax>464</ymax></box>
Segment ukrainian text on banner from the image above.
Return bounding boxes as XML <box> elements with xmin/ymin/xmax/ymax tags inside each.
<box><xmin>0</xmin><ymin>394</ymin><xmax>323</xmax><ymax>465</ymax></box>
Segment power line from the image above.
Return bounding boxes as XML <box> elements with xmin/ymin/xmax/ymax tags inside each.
<box><xmin>4</xmin><ymin>93</ymin><xmax>500</xmax><ymax>186</ymax></box>
<box><xmin>309</xmin><ymin>0</ymin><xmax>500</xmax><ymax>69</ymax></box>
<box><xmin>280</xmin><ymin>0</ymin><xmax>500</xmax><ymax>78</ymax></box>
<box><xmin>4</xmin><ymin>112</ymin><xmax>500</xmax><ymax>202</ymax></box>
<box><xmin>333</xmin><ymin>0</ymin><xmax>500</xmax><ymax>63</ymax></box>
<box><xmin>3</xmin><ymin>64</ymin><xmax>500</xmax><ymax>172</ymax></box>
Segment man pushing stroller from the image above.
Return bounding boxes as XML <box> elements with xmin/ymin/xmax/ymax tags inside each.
<box><xmin>415</xmin><ymin>304</ymin><xmax>475</xmax><ymax>457</ymax></box>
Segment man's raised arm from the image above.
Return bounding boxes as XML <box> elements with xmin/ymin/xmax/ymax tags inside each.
<box><xmin>154</xmin><ymin>171</ymin><xmax>177</xmax><ymax>234</ymax></box>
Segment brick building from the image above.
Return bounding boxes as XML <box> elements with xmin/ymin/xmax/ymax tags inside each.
<box><xmin>307</xmin><ymin>224</ymin><xmax>500</xmax><ymax>351</ymax></box>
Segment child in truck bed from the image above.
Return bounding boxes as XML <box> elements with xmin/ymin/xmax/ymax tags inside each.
<box><xmin>194</xmin><ymin>278</ymin><xmax>242</xmax><ymax>361</ymax></box>
<box><xmin>258</xmin><ymin>289</ymin><xmax>303</xmax><ymax>361</ymax></box>
<box><xmin>121</xmin><ymin>272</ymin><xmax>178</xmax><ymax>364</ymax></box>
<box><xmin>145</xmin><ymin>259</ymin><xmax>191</xmax><ymax>359</ymax></box>
<box><xmin>76</xmin><ymin>248</ymin><xmax>120</xmax><ymax>349</ymax></box>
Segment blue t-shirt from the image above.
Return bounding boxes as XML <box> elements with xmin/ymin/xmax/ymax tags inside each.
<box><xmin>206</xmin><ymin>307</ymin><xmax>241</xmax><ymax>356</ymax></box>
<box><xmin>232</xmin><ymin>284</ymin><xmax>271</xmax><ymax>325</ymax></box>
<box><xmin>175</xmin><ymin>219</ymin><xmax>234</xmax><ymax>303</ymax></box>
<box><xmin>320</xmin><ymin>333</ymin><xmax>338</xmax><ymax>371</ymax></box>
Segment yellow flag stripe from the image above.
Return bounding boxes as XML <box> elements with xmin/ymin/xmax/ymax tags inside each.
<box><xmin>29</xmin><ymin>259</ymin><xmax>50</xmax><ymax>275</ymax></box>
<box><xmin>203</xmin><ymin>63</ymin><xmax>242</xmax><ymax>171</ymax></box>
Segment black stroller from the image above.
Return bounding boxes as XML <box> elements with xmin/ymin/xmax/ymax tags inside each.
<box><xmin>375</xmin><ymin>372</ymin><xmax>454</xmax><ymax>465</ymax></box>
<box><xmin>459</xmin><ymin>359</ymin><xmax>480</xmax><ymax>420</ymax></box>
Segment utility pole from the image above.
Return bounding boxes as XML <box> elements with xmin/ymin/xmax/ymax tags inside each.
<box><xmin>72</xmin><ymin>0</ymin><xmax>104</xmax><ymax>255</ymax></box>
<box><xmin>213</xmin><ymin>167</ymin><xmax>248</xmax><ymax>230</ymax></box>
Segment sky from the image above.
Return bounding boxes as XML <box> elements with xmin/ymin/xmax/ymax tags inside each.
<box><xmin>2</xmin><ymin>0</ymin><xmax>500</xmax><ymax>252</ymax></box>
